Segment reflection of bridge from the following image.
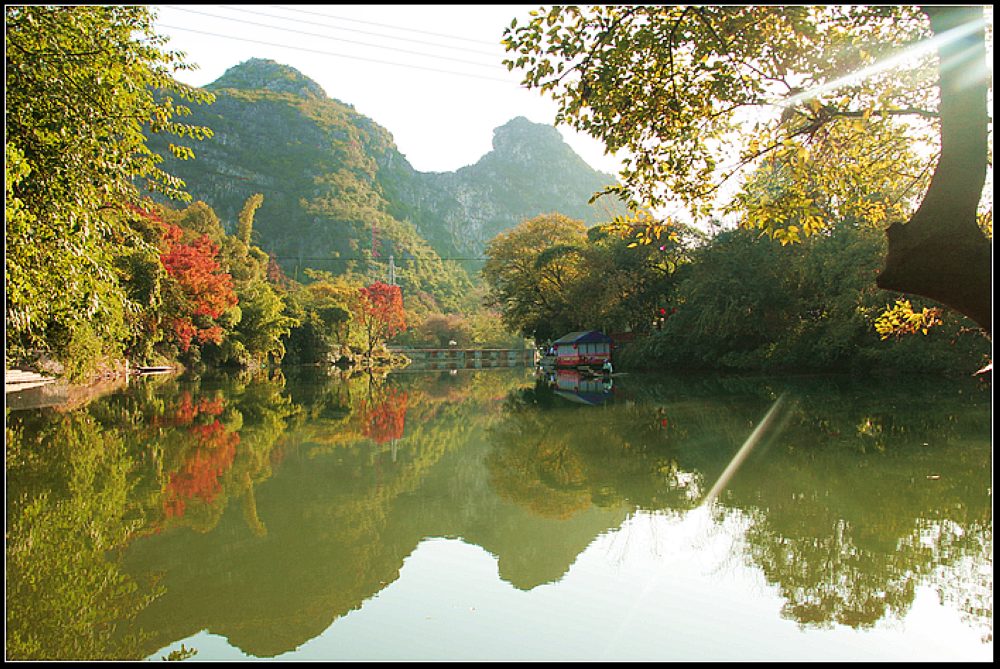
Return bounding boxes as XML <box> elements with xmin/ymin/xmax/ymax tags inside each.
<box><xmin>394</xmin><ymin>348</ymin><xmax>538</xmax><ymax>369</ymax></box>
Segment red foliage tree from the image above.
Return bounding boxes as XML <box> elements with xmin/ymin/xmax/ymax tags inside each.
<box><xmin>355</xmin><ymin>281</ymin><xmax>406</xmax><ymax>357</ymax></box>
<box><xmin>159</xmin><ymin>223</ymin><xmax>238</xmax><ymax>352</ymax></box>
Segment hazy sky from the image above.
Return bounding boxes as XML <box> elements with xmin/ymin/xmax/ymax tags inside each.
<box><xmin>152</xmin><ymin>4</ymin><xmax>623</xmax><ymax>175</ymax></box>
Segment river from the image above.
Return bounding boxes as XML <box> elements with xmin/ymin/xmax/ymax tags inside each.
<box><xmin>5</xmin><ymin>366</ymin><xmax>992</xmax><ymax>660</ymax></box>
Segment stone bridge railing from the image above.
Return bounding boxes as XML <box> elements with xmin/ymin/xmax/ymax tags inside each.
<box><xmin>392</xmin><ymin>348</ymin><xmax>538</xmax><ymax>369</ymax></box>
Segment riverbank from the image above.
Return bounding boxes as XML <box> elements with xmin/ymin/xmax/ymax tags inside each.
<box><xmin>5</xmin><ymin>357</ymin><xmax>184</xmax><ymax>411</ymax></box>
<box><xmin>5</xmin><ymin>345</ymin><xmax>413</xmax><ymax>412</ymax></box>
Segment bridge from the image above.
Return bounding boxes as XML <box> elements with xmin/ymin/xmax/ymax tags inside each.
<box><xmin>393</xmin><ymin>348</ymin><xmax>537</xmax><ymax>369</ymax></box>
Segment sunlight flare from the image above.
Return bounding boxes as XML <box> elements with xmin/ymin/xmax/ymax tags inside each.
<box><xmin>702</xmin><ymin>393</ymin><xmax>789</xmax><ymax>507</ymax></box>
<box><xmin>776</xmin><ymin>17</ymin><xmax>988</xmax><ymax>109</ymax></box>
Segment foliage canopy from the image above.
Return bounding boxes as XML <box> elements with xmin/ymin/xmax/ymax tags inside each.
<box><xmin>504</xmin><ymin>6</ymin><xmax>938</xmax><ymax>220</ymax></box>
<box><xmin>5</xmin><ymin>5</ymin><xmax>214</xmax><ymax>369</ymax></box>
<box><xmin>504</xmin><ymin>5</ymin><xmax>992</xmax><ymax>333</ymax></box>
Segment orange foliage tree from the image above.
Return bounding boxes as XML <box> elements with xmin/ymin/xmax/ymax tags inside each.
<box><xmin>159</xmin><ymin>222</ymin><xmax>238</xmax><ymax>353</ymax></box>
<box><xmin>355</xmin><ymin>281</ymin><xmax>406</xmax><ymax>357</ymax></box>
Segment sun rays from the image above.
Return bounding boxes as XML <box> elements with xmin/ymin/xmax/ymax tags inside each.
<box><xmin>777</xmin><ymin>15</ymin><xmax>989</xmax><ymax>111</ymax></box>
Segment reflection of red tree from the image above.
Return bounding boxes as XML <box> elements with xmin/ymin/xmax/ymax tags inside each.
<box><xmin>268</xmin><ymin>437</ymin><xmax>292</xmax><ymax>467</ymax></box>
<box><xmin>153</xmin><ymin>392</ymin><xmax>226</xmax><ymax>428</ymax></box>
<box><xmin>359</xmin><ymin>388</ymin><xmax>408</xmax><ymax>444</ymax></box>
<box><xmin>159</xmin><ymin>392</ymin><xmax>241</xmax><ymax>519</ymax></box>
<box><xmin>163</xmin><ymin>426</ymin><xmax>239</xmax><ymax>518</ymax></box>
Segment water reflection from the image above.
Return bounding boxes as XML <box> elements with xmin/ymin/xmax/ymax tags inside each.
<box><xmin>6</xmin><ymin>409</ymin><xmax>158</xmax><ymax>660</ymax></box>
<box><xmin>543</xmin><ymin>369</ymin><xmax>615</xmax><ymax>405</ymax></box>
<box><xmin>4</xmin><ymin>368</ymin><xmax>992</xmax><ymax>660</ymax></box>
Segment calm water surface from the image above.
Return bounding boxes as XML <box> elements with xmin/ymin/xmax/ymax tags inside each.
<box><xmin>5</xmin><ymin>366</ymin><xmax>992</xmax><ymax>661</ymax></box>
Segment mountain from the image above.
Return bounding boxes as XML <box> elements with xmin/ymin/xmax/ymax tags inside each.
<box><xmin>149</xmin><ymin>59</ymin><xmax>624</xmax><ymax>303</ymax></box>
<box><xmin>375</xmin><ymin>115</ymin><xmax>625</xmax><ymax>261</ymax></box>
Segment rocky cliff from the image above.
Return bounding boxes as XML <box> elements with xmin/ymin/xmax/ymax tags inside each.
<box><xmin>376</xmin><ymin>115</ymin><xmax>624</xmax><ymax>262</ymax></box>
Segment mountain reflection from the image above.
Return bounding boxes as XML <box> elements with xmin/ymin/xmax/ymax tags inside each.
<box><xmin>5</xmin><ymin>368</ymin><xmax>992</xmax><ymax>659</ymax></box>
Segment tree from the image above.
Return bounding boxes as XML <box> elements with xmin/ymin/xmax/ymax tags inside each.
<box><xmin>410</xmin><ymin>313</ymin><xmax>475</xmax><ymax>348</ymax></box>
<box><xmin>237</xmin><ymin>193</ymin><xmax>264</xmax><ymax>246</ymax></box>
<box><xmin>354</xmin><ymin>282</ymin><xmax>406</xmax><ymax>358</ymax></box>
<box><xmin>5</xmin><ymin>6</ymin><xmax>214</xmax><ymax>369</ymax></box>
<box><xmin>650</xmin><ymin>227</ymin><xmax>804</xmax><ymax>370</ymax></box>
<box><xmin>482</xmin><ymin>213</ymin><xmax>589</xmax><ymax>341</ymax></box>
<box><xmin>227</xmin><ymin>278</ymin><xmax>298</xmax><ymax>367</ymax></box>
<box><xmin>159</xmin><ymin>222</ymin><xmax>238</xmax><ymax>355</ymax></box>
<box><xmin>570</xmin><ymin>221</ymin><xmax>697</xmax><ymax>335</ymax></box>
<box><xmin>169</xmin><ymin>200</ymin><xmax>227</xmax><ymax>245</ymax></box>
<box><xmin>482</xmin><ymin>212</ymin><xmax>699</xmax><ymax>341</ymax></box>
<box><xmin>187</xmin><ymin>194</ymin><xmax>298</xmax><ymax>369</ymax></box>
<box><xmin>875</xmin><ymin>7</ymin><xmax>990</xmax><ymax>335</ymax></box>
<box><xmin>503</xmin><ymin>5</ymin><xmax>991</xmax><ymax>335</ymax></box>
<box><xmin>282</xmin><ymin>269</ymin><xmax>364</xmax><ymax>364</ymax></box>
<box><xmin>619</xmin><ymin>222</ymin><xmax>988</xmax><ymax>373</ymax></box>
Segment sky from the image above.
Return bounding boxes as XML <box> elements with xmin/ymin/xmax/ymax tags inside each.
<box><xmin>151</xmin><ymin>4</ymin><xmax>623</xmax><ymax>176</ymax></box>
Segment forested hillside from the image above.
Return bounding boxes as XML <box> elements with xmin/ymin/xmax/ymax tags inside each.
<box><xmin>149</xmin><ymin>58</ymin><xmax>624</xmax><ymax>285</ymax></box>
<box><xmin>377</xmin><ymin>115</ymin><xmax>626</xmax><ymax>266</ymax></box>
<box><xmin>146</xmin><ymin>58</ymin><xmax>474</xmax><ymax>315</ymax></box>
<box><xmin>5</xmin><ymin>10</ymin><xmax>540</xmax><ymax>378</ymax></box>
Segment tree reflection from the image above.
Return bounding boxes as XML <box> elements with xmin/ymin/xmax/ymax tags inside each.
<box><xmin>6</xmin><ymin>369</ymin><xmax>990</xmax><ymax>660</ymax></box>
<box><xmin>486</xmin><ymin>377</ymin><xmax>705</xmax><ymax>518</ymax></box>
<box><xmin>358</xmin><ymin>385</ymin><xmax>408</xmax><ymax>444</ymax></box>
<box><xmin>159</xmin><ymin>392</ymin><xmax>241</xmax><ymax>521</ymax></box>
<box><xmin>126</xmin><ymin>371</ymin><xmax>300</xmax><ymax>536</ymax></box>
<box><xmin>487</xmin><ymin>382</ymin><xmax>591</xmax><ymax>518</ymax></box>
<box><xmin>6</xmin><ymin>411</ymin><xmax>159</xmax><ymax>660</ymax></box>
<box><xmin>485</xmin><ymin>373</ymin><xmax>992</xmax><ymax>638</ymax></box>
<box><xmin>5</xmin><ymin>368</ymin><xmax>300</xmax><ymax>659</ymax></box>
<box><xmin>117</xmin><ymin>369</ymin><xmax>554</xmax><ymax>658</ymax></box>
<box><xmin>715</xmin><ymin>377</ymin><xmax>993</xmax><ymax>637</ymax></box>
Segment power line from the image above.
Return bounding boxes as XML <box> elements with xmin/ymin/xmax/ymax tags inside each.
<box><xmin>157</xmin><ymin>23</ymin><xmax>514</xmax><ymax>83</ymax></box>
<box><xmin>218</xmin><ymin>4</ymin><xmax>500</xmax><ymax>58</ymax></box>
<box><xmin>163</xmin><ymin>5</ymin><xmax>500</xmax><ymax>69</ymax></box>
<box><xmin>271</xmin><ymin>4</ymin><xmax>501</xmax><ymax>46</ymax></box>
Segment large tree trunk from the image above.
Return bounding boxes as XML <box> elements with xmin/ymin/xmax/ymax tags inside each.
<box><xmin>876</xmin><ymin>6</ymin><xmax>992</xmax><ymax>336</ymax></box>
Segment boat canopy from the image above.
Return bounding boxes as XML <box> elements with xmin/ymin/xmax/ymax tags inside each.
<box><xmin>552</xmin><ymin>330</ymin><xmax>612</xmax><ymax>345</ymax></box>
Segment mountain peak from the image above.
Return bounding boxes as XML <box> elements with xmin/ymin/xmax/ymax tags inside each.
<box><xmin>208</xmin><ymin>58</ymin><xmax>326</xmax><ymax>98</ymax></box>
<box><xmin>484</xmin><ymin>116</ymin><xmax>606</xmax><ymax>177</ymax></box>
<box><xmin>491</xmin><ymin>116</ymin><xmax>564</xmax><ymax>153</ymax></box>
